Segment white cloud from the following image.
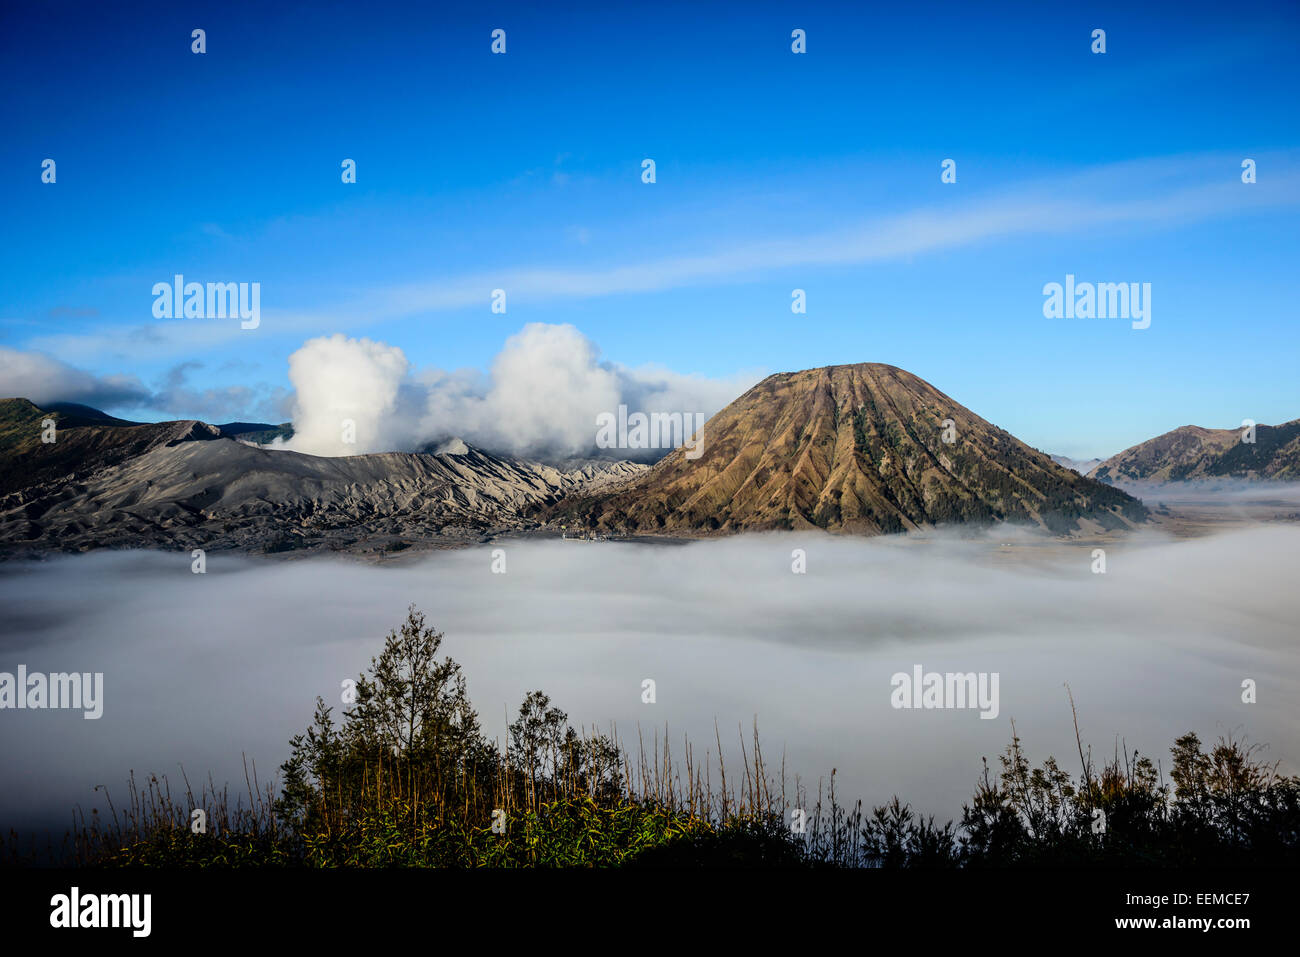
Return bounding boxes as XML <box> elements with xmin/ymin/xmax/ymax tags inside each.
<box><xmin>0</xmin><ymin>347</ymin><xmax>151</xmax><ymax>408</ymax></box>
<box><xmin>0</xmin><ymin>347</ymin><xmax>289</xmax><ymax>424</ymax></box>
<box><xmin>277</xmin><ymin>324</ymin><xmax>758</xmax><ymax>460</ymax></box>
<box><xmin>276</xmin><ymin>334</ymin><xmax>411</xmax><ymax>456</ymax></box>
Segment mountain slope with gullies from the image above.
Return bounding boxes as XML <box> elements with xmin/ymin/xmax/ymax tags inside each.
<box><xmin>1089</xmin><ymin>420</ymin><xmax>1300</xmax><ymax>485</ymax></box>
<box><xmin>549</xmin><ymin>363</ymin><xmax>1148</xmax><ymax>536</ymax></box>
<box><xmin>0</xmin><ymin>397</ymin><xmax>224</xmax><ymax>497</ymax></box>
<box><xmin>0</xmin><ymin>398</ymin><xmax>644</xmax><ymax>557</ymax></box>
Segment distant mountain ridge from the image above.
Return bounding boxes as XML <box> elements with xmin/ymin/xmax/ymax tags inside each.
<box><xmin>1090</xmin><ymin>420</ymin><xmax>1300</xmax><ymax>484</ymax></box>
<box><xmin>1050</xmin><ymin>454</ymin><xmax>1104</xmax><ymax>476</ymax></box>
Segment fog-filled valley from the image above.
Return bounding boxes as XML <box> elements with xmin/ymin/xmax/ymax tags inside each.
<box><xmin>3</xmin><ymin>526</ymin><xmax>1295</xmax><ymax>841</ymax></box>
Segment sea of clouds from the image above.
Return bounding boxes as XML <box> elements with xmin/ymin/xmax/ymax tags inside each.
<box><xmin>1</xmin><ymin>525</ymin><xmax>1297</xmax><ymax>840</ymax></box>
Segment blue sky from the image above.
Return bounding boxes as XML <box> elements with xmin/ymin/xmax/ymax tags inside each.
<box><xmin>1</xmin><ymin>0</ymin><xmax>1297</xmax><ymax>459</ymax></box>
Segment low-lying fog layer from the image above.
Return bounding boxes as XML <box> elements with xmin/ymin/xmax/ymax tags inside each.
<box><xmin>2</xmin><ymin>526</ymin><xmax>1297</xmax><ymax>839</ymax></box>
<box><xmin>1123</xmin><ymin>480</ymin><xmax>1300</xmax><ymax>507</ymax></box>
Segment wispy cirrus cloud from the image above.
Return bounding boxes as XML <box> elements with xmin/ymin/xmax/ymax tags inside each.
<box><xmin>20</xmin><ymin>152</ymin><xmax>1300</xmax><ymax>364</ymax></box>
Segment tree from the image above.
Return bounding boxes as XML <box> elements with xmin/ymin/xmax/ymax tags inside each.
<box><xmin>276</xmin><ymin>605</ymin><xmax>491</xmax><ymax>834</ymax></box>
<box><xmin>508</xmin><ymin>690</ymin><xmax>568</xmax><ymax>806</ymax></box>
<box><xmin>347</xmin><ymin>604</ymin><xmax>481</xmax><ymax>763</ymax></box>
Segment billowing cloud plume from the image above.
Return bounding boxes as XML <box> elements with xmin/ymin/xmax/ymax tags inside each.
<box><xmin>277</xmin><ymin>324</ymin><xmax>758</xmax><ymax>460</ymax></box>
<box><xmin>277</xmin><ymin>334</ymin><xmax>411</xmax><ymax>456</ymax></box>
